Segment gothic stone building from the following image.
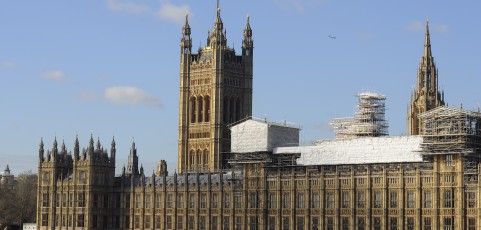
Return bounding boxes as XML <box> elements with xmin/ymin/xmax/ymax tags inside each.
<box><xmin>177</xmin><ymin>8</ymin><xmax>253</xmax><ymax>173</ymax></box>
<box><xmin>36</xmin><ymin>10</ymin><xmax>481</xmax><ymax>230</ymax></box>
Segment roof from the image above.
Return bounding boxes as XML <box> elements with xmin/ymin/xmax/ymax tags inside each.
<box><xmin>274</xmin><ymin>136</ymin><xmax>424</xmax><ymax>165</ymax></box>
<box><xmin>418</xmin><ymin>106</ymin><xmax>481</xmax><ymax>119</ymax></box>
<box><xmin>229</xmin><ymin>116</ymin><xmax>300</xmax><ymax>130</ymax></box>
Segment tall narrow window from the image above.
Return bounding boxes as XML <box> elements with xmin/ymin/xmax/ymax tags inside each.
<box><xmin>373</xmin><ymin>217</ymin><xmax>381</xmax><ymax>230</ymax></box>
<box><xmin>155</xmin><ymin>216</ymin><xmax>161</xmax><ymax>229</ymax></box>
<box><xmin>424</xmin><ymin>217</ymin><xmax>432</xmax><ymax>230</ymax></box>
<box><xmin>327</xmin><ymin>192</ymin><xmax>334</xmax><ymax>208</ymax></box>
<box><xmin>407</xmin><ymin>191</ymin><xmax>415</xmax><ymax>208</ymax></box>
<box><xmin>155</xmin><ymin>194</ymin><xmax>162</xmax><ymax>209</ymax></box>
<box><xmin>342</xmin><ymin>217</ymin><xmax>349</xmax><ymax>230</ymax></box>
<box><xmin>223</xmin><ymin>217</ymin><xmax>230</xmax><ymax>230</ymax></box>
<box><xmin>358</xmin><ymin>217</ymin><xmax>365</xmax><ymax>230</ymax></box>
<box><xmin>167</xmin><ymin>194</ymin><xmax>173</xmax><ymax>208</ymax></box>
<box><xmin>198</xmin><ymin>96</ymin><xmax>203</xmax><ymax>122</ymax></box>
<box><xmin>235</xmin><ymin>98</ymin><xmax>241</xmax><ymax>121</ymax></box>
<box><xmin>201</xmin><ymin>193</ymin><xmax>207</xmax><ymax>209</ymax></box>
<box><xmin>358</xmin><ymin>191</ymin><xmax>365</xmax><ymax>208</ymax></box>
<box><xmin>390</xmin><ymin>217</ymin><xmax>397</xmax><ymax>230</ymax></box>
<box><xmin>312</xmin><ymin>192</ymin><xmax>319</xmax><ymax>208</ymax></box>
<box><xmin>179</xmin><ymin>216</ymin><xmax>185</xmax><ymax>230</ymax></box>
<box><xmin>135</xmin><ymin>194</ymin><xmax>141</xmax><ymax>209</ymax></box>
<box><xmin>269</xmin><ymin>217</ymin><xmax>276</xmax><ymax>230</ymax></box>
<box><xmin>189</xmin><ymin>193</ymin><xmax>195</xmax><ymax>209</ymax></box>
<box><xmin>445</xmin><ymin>154</ymin><xmax>453</xmax><ymax>167</ymax></box>
<box><xmin>297</xmin><ymin>217</ymin><xmax>304</xmax><ymax>230</ymax></box>
<box><xmin>326</xmin><ymin>217</ymin><xmax>334</xmax><ymax>230</ymax></box>
<box><xmin>283</xmin><ymin>217</ymin><xmax>290</xmax><ymax>230</ymax></box>
<box><xmin>467</xmin><ymin>191</ymin><xmax>476</xmax><ymax>208</ymax></box>
<box><xmin>283</xmin><ymin>192</ymin><xmax>290</xmax><ymax>208</ymax></box>
<box><xmin>178</xmin><ymin>194</ymin><xmax>184</xmax><ymax>208</ymax></box>
<box><xmin>212</xmin><ymin>193</ymin><xmax>218</xmax><ymax>208</ymax></box>
<box><xmin>223</xmin><ymin>96</ymin><xmax>229</xmax><ymax>123</ymax></box>
<box><xmin>444</xmin><ymin>217</ymin><xmax>453</xmax><ymax>230</ymax></box>
<box><xmin>250</xmin><ymin>192</ymin><xmax>258</xmax><ymax>208</ymax></box>
<box><xmin>312</xmin><ymin>217</ymin><xmax>319</xmax><ymax>230</ymax></box>
<box><xmin>407</xmin><ymin>217</ymin><xmax>415</xmax><ymax>230</ymax></box>
<box><xmin>224</xmin><ymin>194</ymin><xmax>230</xmax><ymax>208</ymax></box>
<box><xmin>190</xmin><ymin>97</ymin><xmax>196</xmax><ymax>123</ymax></box>
<box><xmin>235</xmin><ymin>217</ymin><xmax>242</xmax><ymax>230</ymax></box>
<box><xmin>374</xmin><ymin>192</ymin><xmax>382</xmax><ymax>208</ymax></box>
<box><xmin>212</xmin><ymin>216</ymin><xmax>218</xmax><ymax>230</ymax></box>
<box><xmin>444</xmin><ymin>190</ymin><xmax>453</xmax><ymax>208</ymax></box>
<box><xmin>235</xmin><ymin>193</ymin><xmax>242</xmax><ymax>209</ymax></box>
<box><xmin>389</xmin><ymin>191</ymin><xmax>397</xmax><ymax>208</ymax></box>
<box><xmin>424</xmin><ymin>191</ymin><xmax>432</xmax><ymax>208</ymax></box>
<box><xmin>268</xmin><ymin>193</ymin><xmax>276</xmax><ymax>209</ymax></box>
<box><xmin>204</xmin><ymin>96</ymin><xmax>210</xmax><ymax>122</ymax></box>
<box><xmin>342</xmin><ymin>191</ymin><xmax>350</xmax><ymax>208</ymax></box>
<box><xmin>297</xmin><ymin>193</ymin><xmax>304</xmax><ymax>209</ymax></box>
<box><xmin>230</xmin><ymin>97</ymin><xmax>235</xmax><ymax>123</ymax></box>
<box><xmin>468</xmin><ymin>218</ymin><xmax>476</xmax><ymax>230</ymax></box>
<box><xmin>203</xmin><ymin>149</ymin><xmax>209</xmax><ymax>167</ymax></box>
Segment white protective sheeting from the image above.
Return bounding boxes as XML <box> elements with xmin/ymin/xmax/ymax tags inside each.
<box><xmin>230</xmin><ymin>118</ymin><xmax>300</xmax><ymax>153</ymax></box>
<box><xmin>273</xmin><ymin>136</ymin><xmax>424</xmax><ymax>165</ymax></box>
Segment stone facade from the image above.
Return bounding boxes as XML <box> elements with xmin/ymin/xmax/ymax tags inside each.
<box><xmin>35</xmin><ymin>9</ymin><xmax>481</xmax><ymax>230</ymax></box>
<box><xmin>177</xmin><ymin>9</ymin><xmax>253</xmax><ymax>173</ymax></box>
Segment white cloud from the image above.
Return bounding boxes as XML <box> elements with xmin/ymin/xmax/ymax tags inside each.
<box><xmin>433</xmin><ymin>24</ymin><xmax>449</xmax><ymax>33</ymax></box>
<box><xmin>104</xmin><ymin>86</ymin><xmax>162</xmax><ymax>108</ymax></box>
<box><xmin>273</xmin><ymin>0</ymin><xmax>324</xmax><ymax>13</ymax></box>
<box><xmin>404</xmin><ymin>21</ymin><xmax>449</xmax><ymax>33</ymax></box>
<box><xmin>404</xmin><ymin>21</ymin><xmax>423</xmax><ymax>32</ymax></box>
<box><xmin>78</xmin><ymin>91</ymin><xmax>98</xmax><ymax>101</ymax></box>
<box><xmin>41</xmin><ymin>70</ymin><xmax>67</xmax><ymax>81</ymax></box>
<box><xmin>157</xmin><ymin>1</ymin><xmax>191</xmax><ymax>24</ymax></box>
<box><xmin>107</xmin><ymin>0</ymin><xmax>149</xmax><ymax>14</ymax></box>
<box><xmin>0</xmin><ymin>61</ymin><xmax>16</xmax><ymax>68</ymax></box>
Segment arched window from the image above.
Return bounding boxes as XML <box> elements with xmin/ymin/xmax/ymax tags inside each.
<box><xmin>230</xmin><ymin>97</ymin><xmax>235</xmax><ymax>123</ymax></box>
<box><xmin>197</xmin><ymin>96</ymin><xmax>203</xmax><ymax>123</ymax></box>
<box><xmin>196</xmin><ymin>149</ymin><xmax>202</xmax><ymax>165</ymax></box>
<box><xmin>204</xmin><ymin>96</ymin><xmax>210</xmax><ymax>122</ymax></box>
<box><xmin>189</xmin><ymin>150</ymin><xmax>195</xmax><ymax>167</ymax></box>
<box><xmin>223</xmin><ymin>96</ymin><xmax>229</xmax><ymax>123</ymax></box>
<box><xmin>203</xmin><ymin>149</ymin><xmax>209</xmax><ymax>166</ymax></box>
<box><xmin>236</xmin><ymin>98</ymin><xmax>241</xmax><ymax>121</ymax></box>
<box><xmin>190</xmin><ymin>97</ymin><xmax>196</xmax><ymax>123</ymax></box>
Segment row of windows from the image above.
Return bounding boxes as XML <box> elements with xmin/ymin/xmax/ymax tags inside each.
<box><xmin>42</xmin><ymin>212</ymin><xmax>476</xmax><ymax>230</ymax></box>
<box><xmin>190</xmin><ymin>78</ymin><xmax>211</xmax><ymax>86</ymax></box>
<box><xmin>188</xmin><ymin>132</ymin><xmax>210</xmax><ymax>139</ymax></box>
<box><xmin>43</xmin><ymin>192</ymin><xmax>86</xmax><ymax>208</ymax></box>
<box><xmin>119</xmin><ymin>189</ymin><xmax>476</xmax><ymax>210</ymax></box>
<box><xmin>190</xmin><ymin>96</ymin><xmax>210</xmax><ymax>123</ymax></box>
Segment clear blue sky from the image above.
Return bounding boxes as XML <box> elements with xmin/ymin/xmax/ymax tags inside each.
<box><xmin>1</xmin><ymin>0</ymin><xmax>480</xmax><ymax>175</ymax></box>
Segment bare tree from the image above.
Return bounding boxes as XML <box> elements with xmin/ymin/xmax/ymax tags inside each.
<box><xmin>0</xmin><ymin>171</ymin><xmax>37</xmax><ymax>228</ymax></box>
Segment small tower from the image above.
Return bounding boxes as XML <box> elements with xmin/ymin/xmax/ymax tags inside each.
<box><xmin>39</xmin><ymin>138</ymin><xmax>44</xmax><ymax>163</ymax></box>
<box><xmin>156</xmin><ymin>160</ymin><xmax>168</xmax><ymax>176</ymax></box>
<box><xmin>126</xmin><ymin>141</ymin><xmax>139</xmax><ymax>175</ymax></box>
<box><xmin>110</xmin><ymin>137</ymin><xmax>116</xmax><ymax>163</ymax></box>
<box><xmin>74</xmin><ymin>135</ymin><xmax>80</xmax><ymax>161</ymax></box>
<box><xmin>177</xmin><ymin>4</ymin><xmax>254</xmax><ymax>173</ymax></box>
<box><xmin>407</xmin><ymin>18</ymin><xmax>445</xmax><ymax>135</ymax></box>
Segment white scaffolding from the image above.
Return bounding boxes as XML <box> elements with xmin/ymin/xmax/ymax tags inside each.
<box><xmin>330</xmin><ymin>92</ymin><xmax>388</xmax><ymax>139</ymax></box>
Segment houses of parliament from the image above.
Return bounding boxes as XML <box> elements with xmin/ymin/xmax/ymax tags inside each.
<box><xmin>37</xmin><ymin>6</ymin><xmax>481</xmax><ymax>230</ymax></box>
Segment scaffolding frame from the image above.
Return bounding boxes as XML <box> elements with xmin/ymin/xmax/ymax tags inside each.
<box><xmin>331</xmin><ymin>92</ymin><xmax>388</xmax><ymax>139</ymax></box>
<box><xmin>419</xmin><ymin>106</ymin><xmax>481</xmax><ymax>154</ymax></box>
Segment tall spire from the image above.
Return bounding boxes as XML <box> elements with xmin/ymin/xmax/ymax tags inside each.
<box><xmin>182</xmin><ymin>14</ymin><xmax>191</xmax><ymax>36</ymax></box>
<box><xmin>407</xmin><ymin>17</ymin><xmax>445</xmax><ymax>135</ymax></box>
<box><xmin>423</xmin><ymin>17</ymin><xmax>432</xmax><ymax>63</ymax></box>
